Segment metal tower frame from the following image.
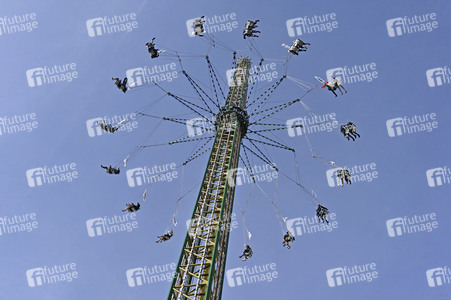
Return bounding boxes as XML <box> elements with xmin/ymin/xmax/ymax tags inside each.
<box><xmin>168</xmin><ymin>57</ymin><xmax>252</xmax><ymax>300</ymax></box>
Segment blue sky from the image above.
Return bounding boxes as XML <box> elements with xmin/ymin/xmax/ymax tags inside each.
<box><xmin>1</xmin><ymin>0</ymin><xmax>450</xmax><ymax>299</ymax></box>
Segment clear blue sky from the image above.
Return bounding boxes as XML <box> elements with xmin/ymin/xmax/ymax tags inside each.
<box><xmin>1</xmin><ymin>0</ymin><xmax>450</xmax><ymax>299</ymax></box>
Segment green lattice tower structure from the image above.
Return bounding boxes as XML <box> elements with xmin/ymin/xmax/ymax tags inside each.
<box><xmin>168</xmin><ymin>57</ymin><xmax>252</xmax><ymax>300</ymax></box>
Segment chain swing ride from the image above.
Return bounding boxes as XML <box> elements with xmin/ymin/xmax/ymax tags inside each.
<box><xmin>100</xmin><ymin>16</ymin><xmax>361</xmax><ymax>300</ymax></box>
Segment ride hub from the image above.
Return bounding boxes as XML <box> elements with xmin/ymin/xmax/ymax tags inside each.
<box><xmin>215</xmin><ymin>105</ymin><xmax>250</xmax><ymax>137</ymax></box>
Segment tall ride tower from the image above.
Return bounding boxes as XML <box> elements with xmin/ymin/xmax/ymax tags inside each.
<box><xmin>168</xmin><ymin>57</ymin><xmax>252</xmax><ymax>300</ymax></box>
